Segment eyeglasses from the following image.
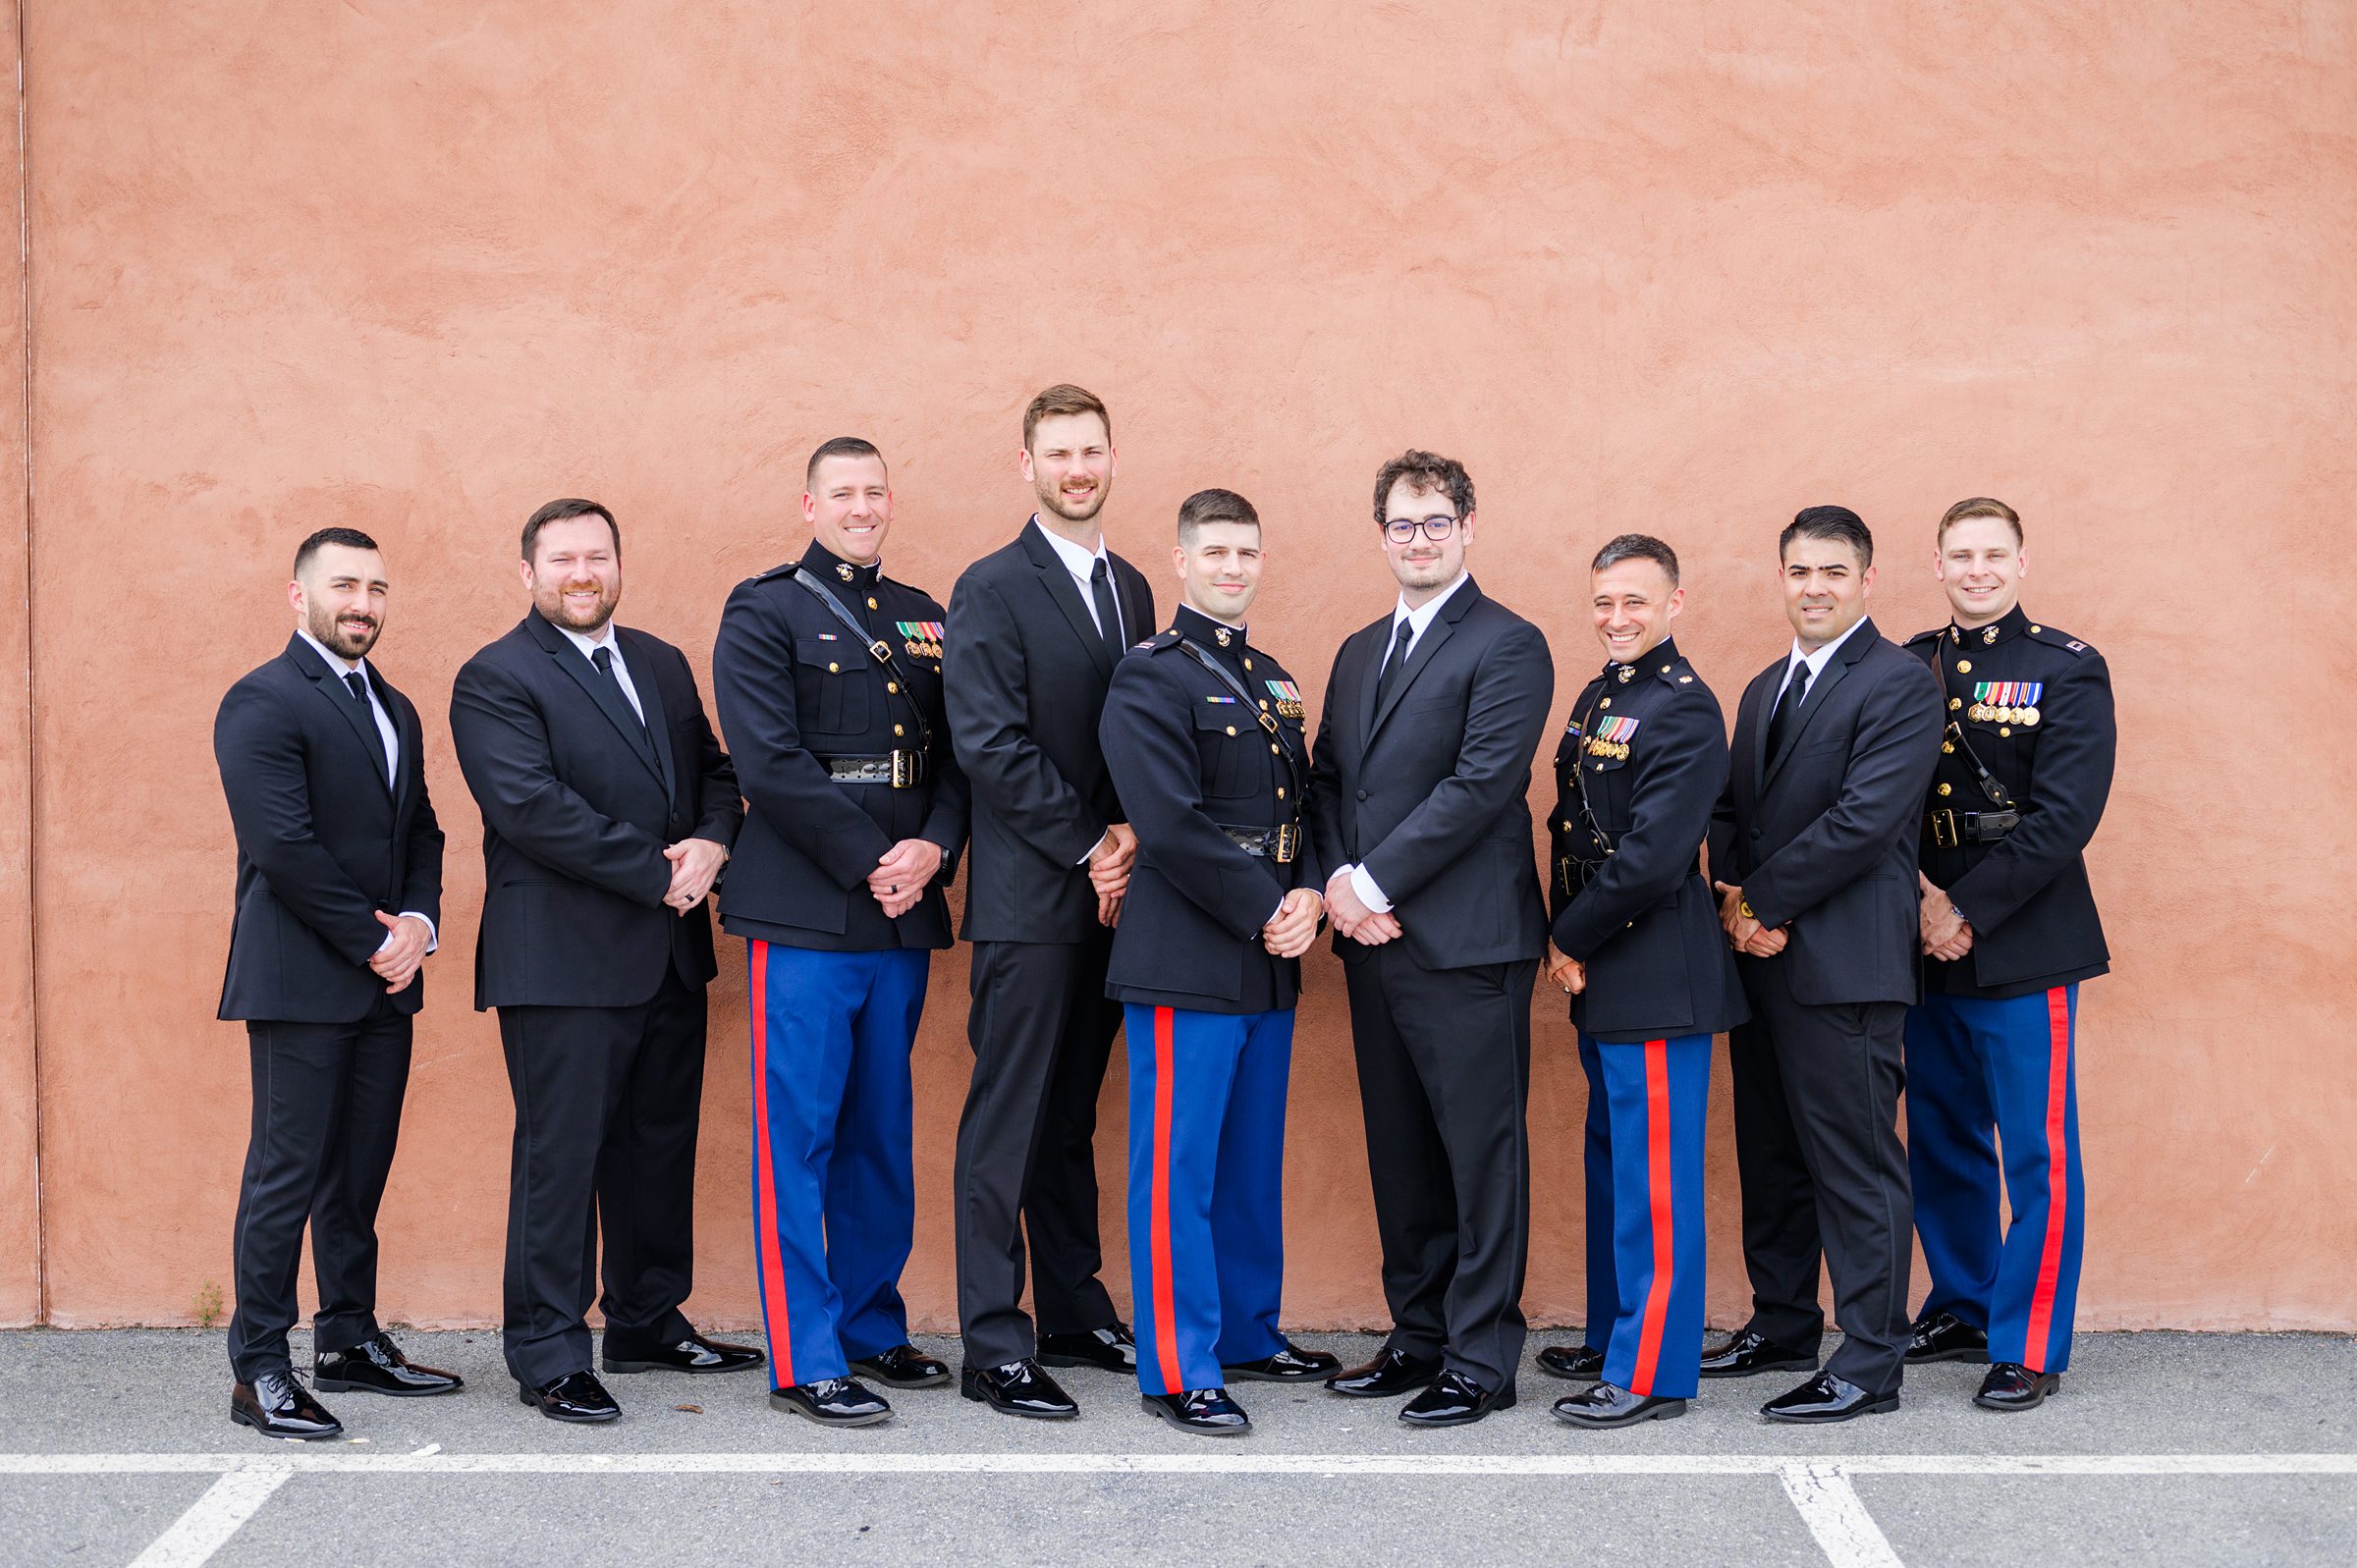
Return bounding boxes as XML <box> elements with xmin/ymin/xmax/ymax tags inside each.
<box><xmin>1383</xmin><ymin>514</ymin><xmax>1459</xmax><ymax>545</ymax></box>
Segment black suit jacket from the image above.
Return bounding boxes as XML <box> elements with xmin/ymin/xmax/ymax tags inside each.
<box><xmin>1708</xmin><ymin>617</ymin><xmax>1946</xmax><ymax>1006</ymax></box>
<box><xmin>1305</xmin><ymin>577</ymin><xmax>1554</xmax><ymax>971</ymax></box>
<box><xmin>215</xmin><ymin>635</ymin><xmax>444</xmax><ymax>1023</ymax></box>
<box><xmin>449</xmin><ymin>610</ymin><xmax>741</xmax><ymax>1010</ymax></box>
<box><xmin>1548</xmin><ymin>639</ymin><xmax>1748</xmax><ymax>1044</ymax></box>
<box><xmin>944</xmin><ymin>516</ymin><xmax>1156</xmax><ymax>945</ymax></box>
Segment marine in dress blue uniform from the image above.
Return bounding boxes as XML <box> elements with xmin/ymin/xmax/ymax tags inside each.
<box><xmin>1095</xmin><ymin>489</ymin><xmax>1339</xmax><ymax>1435</ymax></box>
<box><xmin>1535</xmin><ymin>536</ymin><xmax>1747</xmax><ymax>1429</ymax></box>
<box><xmin>1902</xmin><ymin>498</ymin><xmax>2112</xmax><ymax>1412</ymax></box>
<box><xmin>710</xmin><ymin>440</ymin><xmax>970</xmax><ymax>1427</ymax></box>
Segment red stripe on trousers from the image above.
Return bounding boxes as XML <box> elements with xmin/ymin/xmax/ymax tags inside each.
<box><xmin>2023</xmin><ymin>987</ymin><xmax>2071</xmax><ymax>1373</ymax></box>
<box><xmin>749</xmin><ymin>942</ymin><xmax>795</xmax><ymax>1386</ymax></box>
<box><xmin>1629</xmin><ymin>1039</ymin><xmax>1674</xmax><ymax>1397</ymax></box>
<box><xmin>1149</xmin><ymin>1008</ymin><xmax>1183</xmax><ymax>1393</ymax></box>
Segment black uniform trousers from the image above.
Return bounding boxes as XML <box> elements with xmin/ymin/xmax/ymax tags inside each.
<box><xmin>1729</xmin><ymin>954</ymin><xmax>1914</xmax><ymax>1395</ymax></box>
<box><xmin>226</xmin><ymin>994</ymin><xmax>411</xmax><ymax>1382</ymax></box>
<box><xmin>1343</xmin><ymin>944</ymin><xmax>1537</xmax><ymax>1390</ymax></box>
<box><xmin>497</xmin><ymin>968</ymin><xmax>706</xmax><ymax>1387</ymax></box>
<box><xmin>954</xmin><ymin>931</ymin><xmax>1123</xmax><ymax>1366</ymax></box>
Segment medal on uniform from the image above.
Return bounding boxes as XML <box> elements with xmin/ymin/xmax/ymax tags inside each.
<box><xmin>896</xmin><ymin>620</ymin><xmax>944</xmax><ymax>660</ymax></box>
<box><xmin>1971</xmin><ymin>680</ymin><xmax>2042</xmax><ymax>727</ymax></box>
<box><xmin>1264</xmin><ymin>677</ymin><xmax>1304</xmax><ymax>721</ymax></box>
<box><xmin>1586</xmin><ymin>714</ymin><xmax>1638</xmax><ymax>759</ymax></box>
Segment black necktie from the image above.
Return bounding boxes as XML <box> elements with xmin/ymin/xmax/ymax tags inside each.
<box><xmin>1374</xmin><ymin>618</ymin><xmax>1414</xmax><ymax>710</ymax></box>
<box><xmin>591</xmin><ymin>646</ymin><xmax>649</xmax><ymax>738</ymax></box>
<box><xmin>1090</xmin><ymin>558</ymin><xmax>1123</xmax><ymax>660</ymax></box>
<box><xmin>1767</xmin><ymin>660</ymin><xmax>1812</xmax><ymax>759</ymax></box>
<box><xmin>343</xmin><ymin>672</ymin><xmax>368</xmax><ymax>704</ymax></box>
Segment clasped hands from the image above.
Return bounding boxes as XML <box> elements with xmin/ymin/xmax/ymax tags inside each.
<box><xmin>1918</xmin><ymin>871</ymin><xmax>1973</xmax><ymax>960</ymax></box>
<box><xmin>1324</xmin><ymin>868</ymin><xmax>1402</xmax><ymax>946</ymax></box>
<box><xmin>663</xmin><ymin>837</ymin><xmax>729</xmax><ymax>914</ymax></box>
<box><xmin>368</xmin><ymin>911</ymin><xmax>432</xmax><ymax>995</ymax></box>
<box><xmin>1262</xmin><ymin>888</ymin><xmax>1325</xmax><ymax>958</ymax></box>
<box><xmin>1714</xmin><ymin>881</ymin><xmax>1789</xmax><ymax>957</ymax></box>
<box><xmin>867</xmin><ymin>838</ymin><xmax>947</xmax><ymax>920</ymax></box>
<box><xmin>1087</xmin><ymin>823</ymin><xmax>1138</xmax><ymax>927</ymax></box>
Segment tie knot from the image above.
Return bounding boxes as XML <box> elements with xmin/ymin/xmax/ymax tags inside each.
<box><xmin>591</xmin><ymin>646</ymin><xmax>613</xmax><ymax>674</ymax></box>
<box><xmin>1090</xmin><ymin>558</ymin><xmax>1110</xmax><ymax>582</ymax></box>
<box><xmin>344</xmin><ymin>672</ymin><xmax>367</xmax><ymax>702</ymax></box>
<box><xmin>1394</xmin><ymin>620</ymin><xmax>1413</xmax><ymax>648</ymax></box>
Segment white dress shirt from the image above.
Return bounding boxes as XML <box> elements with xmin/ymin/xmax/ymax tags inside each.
<box><xmin>1336</xmin><ymin>571</ymin><xmax>1473</xmax><ymax>914</ymax></box>
<box><xmin>1776</xmin><ymin>613</ymin><xmax>1870</xmax><ymax>701</ymax></box>
<box><xmin>1038</xmin><ymin>518</ymin><xmax>1124</xmax><ymax>645</ymax></box>
<box><xmin>296</xmin><ymin>628</ymin><xmax>436</xmax><ymax>955</ymax></box>
<box><xmin>558</xmin><ymin>621</ymin><xmax>644</xmax><ymax>723</ymax></box>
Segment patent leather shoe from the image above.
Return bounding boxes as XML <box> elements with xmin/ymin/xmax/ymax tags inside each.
<box><xmin>769</xmin><ymin>1377</ymin><xmax>892</xmax><ymax>1426</ymax></box>
<box><xmin>1551</xmin><ymin>1380</ymin><xmax>1687</xmax><ymax>1429</ymax></box>
<box><xmin>1223</xmin><ymin>1340</ymin><xmax>1342</xmax><ymax>1381</ymax></box>
<box><xmin>1398</xmin><ymin>1370</ymin><xmax>1515</xmax><ymax>1427</ymax></box>
<box><xmin>1535</xmin><ymin>1344</ymin><xmax>1607</xmax><ymax>1382</ymax></box>
<box><xmin>959</xmin><ymin>1359</ymin><xmax>1079</xmax><ymax>1419</ymax></box>
<box><xmin>519</xmin><ymin>1369</ymin><xmax>622</xmax><ymax>1423</ymax></box>
<box><xmin>1698</xmin><ymin>1328</ymin><xmax>1819</xmax><ymax>1379</ymax></box>
<box><xmin>601</xmin><ymin>1330</ymin><xmax>765</xmax><ymax>1376</ymax></box>
<box><xmin>313</xmin><ymin>1332</ymin><xmax>463</xmax><ymax>1397</ymax></box>
<box><xmin>1037</xmin><ymin>1321</ymin><xmax>1137</xmax><ymax>1374</ymax></box>
<box><xmin>1324</xmin><ymin>1345</ymin><xmax>1444</xmax><ymax>1398</ymax></box>
<box><xmin>231</xmin><ymin>1370</ymin><xmax>343</xmax><ymax>1440</ymax></box>
<box><xmin>1144</xmin><ymin>1386</ymin><xmax>1251</xmax><ymax>1433</ymax></box>
<box><xmin>1760</xmin><ymin>1372</ymin><xmax>1897</xmax><ymax>1424</ymax></box>
<box><xmin>850</xmin><ymin>1343</ymin><xmax>952</xmax><ymax>1388</ymax></box>
<box><xmin>1974</xmin><ymin>1362</ymin><xmax>2061</xmax><ymax>1411</ymax></box>
<box><xmin>1905</xmin><ymin>1311</ymin><xmax>1990</xmax><ymax>1365</ymax></box>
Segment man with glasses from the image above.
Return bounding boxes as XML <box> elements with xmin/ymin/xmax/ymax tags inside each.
<box><xmin>1306</xmin><ymin>450</ymin><xmax>1554</xmax><ymax>1427</ymax></box>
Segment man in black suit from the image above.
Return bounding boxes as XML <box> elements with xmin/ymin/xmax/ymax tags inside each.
<box><xmin>214</xmin><ymin>526</ymin><xmax>459</xmax><ymax>1440</ymax></box>
<box><xmin>1704</xmin><ymin>505</ymin><xmax>1946</xmax><ymax>1423</ymax></box>
<box><xmin>450</xmin><ymin>498</ymin><xmax>756</xmax><ymax>1425</ymax></box>
<box><xmin>944</xmin><ymin>384</ymin><xmax>1156</xmax><ymax>1419</ymax></box>
<box><xmin>1305</xmin><ymin>449</ymin><xmax>1555</xmax><ymax>1428</ymax></box>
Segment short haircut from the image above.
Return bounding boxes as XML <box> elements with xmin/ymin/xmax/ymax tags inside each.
<box><xmin>521</xmin><ymin>498</ymin><xmax>619</xmax><ymax>564</ymax></box>
<box><xmin>1373</xmin><ymin>449</ymin><xmax>1474</xmax><ymax>526</ymax></box>
<box><xmin>1022</xmin><ymin>384</ymin><xmax>1112</xmax><ymax>452</ymax></box>
<box><xmin>1177</xmin><ymin>488</ymin><xmax>1260</xmax><ymax>548</ymax></box>
<box><xmin>1779</xmin><ymin>504</ymin><xmax>1873</xmax><ymax>568</ymax></box>
<box><xmin>1938</xmin><ymin>495</ymin><xmax>2023</xmax><ymax>546</ymax></box>
<box><xmin>1590</xmin><ymin>532</ymin><xmax>1680</xmax><ymax>586</ymax></box>
<box><xmin>806</xmin><ymin>436</ymin><xmax>886</xmax><ymax>490</ymax></box>
<box><xmin>293</xmin><ymin>526</ymin><xmax>380</xmax><ymax>579</ymax></box>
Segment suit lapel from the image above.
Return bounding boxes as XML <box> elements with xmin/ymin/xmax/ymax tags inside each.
<box><xmin>1022</xmin><ymin>517</ymin><xmax>1116</xmax><ymax>678</ymax></box>
<box><xmin>1748</xmin><ymin>661</ymin><xmax>1780</xmax><ymax>791</ymax></box>
<box><xmin>526</xmin><ymin>612</ymin><xmax>666</xmax><ymax>788</ymax></box>
<box><xmin>373</xmin><ymin>670</ymin><xmax>415</xmax><ymax>813</ymax></box>
<box><xmin>618</xmin><ymin>628</ymin><xmax>678</xmax><ymax>803</ymax></box>
<box><xmin>1367</xmin><ymin>578</ymin><xmax>1475</xmax><ymax>745</ymax></box>
<box><xmin>286</xmin><ymin>636</ymin><xmax>392</xmax><ymax>794</ymax></box>
<box><xmin>1762</xmin><ymin>619</ymin><xmax>1871</xmax><ymax>789</ymax></box>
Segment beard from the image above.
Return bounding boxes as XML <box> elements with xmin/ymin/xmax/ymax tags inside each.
<box><xmin>308</xmin><ymin>603</ymin><xmax>381</xmax><ymax>659</ymax></box>
<box><xmin>537</xmin><ymin>578</ymin><xmax>619</xmax><ymax>633</ymax></box>
<box><xmin>1034</xmin><ymin>469</ymin><xmax>1110</xmax><ymax>525</ymax></box>
<box><xmin>1391</xmin><ymin>549</ymin><xmax>1457</xmax><ymax>591</ymax></box>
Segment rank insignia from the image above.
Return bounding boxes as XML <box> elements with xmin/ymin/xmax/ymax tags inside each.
<box><xmin>895</xmin><ymin>621</ymin><xmax>945</xmax><ymax>659</ymax></box>
<box><xmin>1264</xmin><ymin>678</ymin><xmax>1304</xmax><ymax>721</ymax></box>
<box><xmin>1970</xmin><ymin>680</ymin><xmax>2043</xmax><ymax>725</ymax></box>
<box><xmin>1584</xmin><ymin>714</ymin><xmax>1639</xmax><ymax>759</ymax></box>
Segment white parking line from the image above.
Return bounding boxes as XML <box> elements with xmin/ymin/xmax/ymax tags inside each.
<box><xmin>3</xmin><ymin>1451</ymin><xmax>2349</xmax><ymax>1568</ymax></box>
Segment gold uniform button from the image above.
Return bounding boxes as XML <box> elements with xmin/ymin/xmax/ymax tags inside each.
<box><xmin>1600</xmin><ymin>697</ymin><xmax>1612</xmax><ymax>709</ymax></box>
<box><xmin>1942</xmin><ymin>741</ymin><xmax>1955</xmax><ymax>754</ymax></box>
<box><xmin>2030</xmin><ymin>624</ymin><xmax>2042</xmax><ymax>633</ymax></box>
<box><xmin>1260</xmin><ymin>699</ymin><xmax>1270</xmax><ymax>710</ymax></box>
<box><xmin>867</xmin><ymin>597</ymin><xmax>879</xmax><ymax>610</ymax></box>
<box><xmin>827</xmin><ymin>662</ymin><xmax>840</xmax><ymax>673</ymax></box>
<box><xmin>1938</xmin><ymin>783</ymin><xmax>1952</xmax><ymax>797</ymax></box>
<box><xmin>1226</xmin><ymin>726</ymin><xmax>1236</xmax><ymax>736</ymax></box>
<box><xmin>1999</xmin><ymin>727</ymin><xmax>2011</xmax><ymax>736</ymax></box>
<box><xmin>1276</xmin><ymin>786</ymin><xmax>1286</xmax><ymax>799</ymax></box>
<box><xmin>1270</xmin><ymin>743</ymin><xmax>1281</xmax><ymax>754</ymax></box>
<box><xmin>1562</xmin><ymin>819</ymin><xmax>1574</xmax><ymax>831</ymax></box>
<box><xmin>1956</xmin><ymin>660</ymin><xmax>1972</xmax><ymax>674</ymax></box>
<box><xmin>1949</xmin><ymin>697</ymin><xmax>1962</xmax><ymax>711</ymax></box>
<box><xmin>1243</xmin><ymin>658</ymin><xmax>1253</xmax><ymax>671</ymax></box>
<box><xmin>894</xmin><ymin>724</ymin><xmax>904</xmax><ymax>736</ymax></box>
<box><xmin>886</xmin><ymin>681</ymin><xmax>900</xmax><ymax>693</ymax></box>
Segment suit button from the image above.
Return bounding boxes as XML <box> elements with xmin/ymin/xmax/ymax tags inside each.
<box><xmin>1751</xmin><ymin>829</ymin><xmax>1762</xmax><ymax>839</ymax></box>
<box><xmin>1355</xmin><ymin>789</ymin><xmax>1368</xmax><ymax>802</ymax></box>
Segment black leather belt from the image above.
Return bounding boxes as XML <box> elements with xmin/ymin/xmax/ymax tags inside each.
<box><xmin>1220</xmin><ymin>822</ymin><xmax>1299</xmax><ymax>864</ymax></box>
<box><xmin>821</xmin><ymin>751</ymin><xmax>926</xmax><ymax>788</ymax></box>
<box><xmin>1927</xmin><ymin>807</ymin><xmax>2018</xmax><ymax>847</ymax></box>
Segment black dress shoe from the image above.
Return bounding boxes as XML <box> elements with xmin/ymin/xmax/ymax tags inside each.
<box><xmin>1974</xmin><ymin>1362</ymin><xmax>2061</xmax><ymax>1411</ymax></box>
<box><xmin>601</xmin><ymin>1331</ymin><xmax>766</xmax><ymax>1376</ymax></box>
<box><xmin>231</xmin><ymin>1370</ymin><xmax>343</xmax><ymax>1440</ymax></box>
<box><xmin>1761</xmin><ymin>1372</ymin><xmax>1898</xmax><ymax>1424</ymax></box>
<box><xmin>959</xmin><ymin>1359</ymin><xmax>1079</xmax><ymax>1420</ymax></box>
<box><xmin>1325</xmin><ymin>1346</ymin><xmax>1444</xmax><ymax>1398</ymax></box>
<box><xmin>849</xmin><ymin>1343</ymin><xmax>952</xmax><ymax>1388</ymax></box>
<box><xmin>1552</xmin><ymin>1380</ymin><xmax>1687</xmax><ymax>1429</ymax></box>
<box><xmin>519</xmin><ymin>1369</ymin><xmax>622</xmax><ymax>1423</ymax></box>
<box><xmin>1905</xmin><ymin>1311</ymin><xmax>1991</xmax><ymax>1365</ymax></box>
<box><xmin>1037</xmin><ymin>1321</ymin><xmax>1137</xmax><ymax>1374</ymax></box>
<box><xmin>1698</xmin><ymin>1329</ymin><xmax>1819</xmax><ymax>1379</ymax></box>
<box><xmin>769</xmin><ymin>1377</ymin><xmax>892</xmax><ymax>1427</ymax></box>
<box><xmin>314</xmin><ymin>1332</ymin><xmax>463</xmax><ymax>1397</ymax></box>
<box><xmin>1399</xmin><ymin>1370</ymin><xmax>1516</xmax><ymax>1427</ymax></box>
<box><xmin>1223</xmin><ymin>1340</ymin><xmax>1343</xmax><ymax>1381</ymax></box>
<box><xmin>1143</xmin><ymin>1387</ymin><xmax>1251</xmax><ymax>1434</ymax></box>
<box><xmin>1535</xmin><ymin>1344</ymin><xmax>1607</xmax><ymax>1382</ymax></box>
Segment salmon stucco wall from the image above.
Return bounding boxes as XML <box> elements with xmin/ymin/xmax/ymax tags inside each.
<box><xmin>16</xmin><ymin>3</ymin><xmax>2357</xmax><ymax>1333</ymax></box>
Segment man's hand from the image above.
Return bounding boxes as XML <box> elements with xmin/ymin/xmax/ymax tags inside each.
<box><xmin>1097</xmin><ymin>892</ymin><xmax>1124</xmax><ymax>928</ymax></box>
<box><xmin>1918</xmin><ymin>872</ymin><xmax>1969</xmax><ymax>953</ymax></box>
<box><xmin>868</xmin><ymin>838</ymin><xmax>947</xmax><ymax>920</ymax></box>
<box><xmin>1262</xmin><ymin>889</ymin><xmax>1326</xmax><ymax>958</ymax></box>
<box><xmin>1087</xmin><ymin>823</ymin><xmax>1138</xmax><ymax>901</ymax></box>
<box><xmin>1325</xmin><ymin>868</ymin><xmax>1401</xmax><ymax>945</ymax></box>
<box><xmin>368</xmin><ymin>911</ymin><xmax>432</xmax><ymax>994</ymax></box>
<box><xmin>1547</xmin><ymin>944</ymin><xmax>1585</xmax><ymax>996</ymax></box>
<box><xmin>664</xmin><ymin>838</ymin><xmax>730</xmax><ymax>913</ymax></box>
<box><xmin>1715</xmin><ymin>881</ymin><xmax>1788</xmax><ymax>958</ymax></box>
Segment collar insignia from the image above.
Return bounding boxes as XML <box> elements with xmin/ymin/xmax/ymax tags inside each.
<box><xmin>1983</xmin><ymin>624</ymin><xmax>1999</xmax><ymax>644</ymax></box>
<box><xmin>836</xmin><ymin>563</ymin><xmax>854</xmax><ymax>582</ymax></box>
<box><xmin>1214</xmin><ymin>626</ymin><xmax>1233</xmax><ymax>647</ymax></box>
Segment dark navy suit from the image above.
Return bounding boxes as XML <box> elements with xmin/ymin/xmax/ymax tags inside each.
<box><xmin>1709</xmin><ymin>616</ymin><xmax>1945</xmax><ymax>1395</ymax></box>
<box><xmin>1547</xmin><ymin>637</ymin><xmax>1745</xmax><ymax>1400</ymax></box>
<box><xmin>1905</xmin><ymin>605</ymin><xmax>2112</xmax><ymax>1374</ymax></box>
<box><xmin>1099</xmin><ymin>606</ymin><xmax>1320</xmax><ymax>1396</ymax></box>
<box><xmin>712</xmin><ymin>540</ymin><xmax>967</xmax><ymax>1387</ymax></box>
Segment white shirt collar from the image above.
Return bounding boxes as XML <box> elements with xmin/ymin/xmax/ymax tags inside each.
<box><xmin>1036</xmin><ymin>516</ymin><xmax>1110</xmax><ymax>583</ymax></box>
<box><xmin>1390</xmin><ymin>569</ymin><xmax>1471</xmax><ymax>642</ymax></box>
<box><xmin>1782</xmin><ymin>614</ymin><xmax>1869</xmax><ymax>687</ymax></box>
<box><xmin>557</xmin><ymin>621</ymin><xmax>621</xmax><ymax>661</ymax></box>
<box><xmin>297</xmin><ymin>627</ymin><xmax>366</xmax><ymax>679</ymax></box>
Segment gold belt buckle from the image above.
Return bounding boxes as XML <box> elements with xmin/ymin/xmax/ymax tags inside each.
<box><xmin>1929</xmin><ymin>808</ymin><xmax>1959</xmax><ymax>848</ymax></box>
<box><xmin>891</xmin><ymin>751</ymin><xmax>915</xmax><ymax>789</ymax></box>
<box><xmin>1274</xmin><ymin>823</ymin><xmax>1297</xmax><ymax>864</ymax></box>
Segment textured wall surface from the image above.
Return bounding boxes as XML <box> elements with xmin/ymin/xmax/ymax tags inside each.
<box><xmin>17</xmin><ymin>2</ymin><xmax>2356</xmax><ymax>1332</ymax></box>
<box><xmin>0</xmin><ymin>0</ymin><xmax>33</xmax><ymax>1329</ymax></box>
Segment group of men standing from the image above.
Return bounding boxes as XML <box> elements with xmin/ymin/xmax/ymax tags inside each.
<box><xmin>212</xmin><ymin>382</ymin><xmax>2111</xmax><ymax>1442</ymax></box>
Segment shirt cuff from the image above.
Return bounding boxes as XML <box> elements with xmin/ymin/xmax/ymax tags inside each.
<box><xmin>1077</xmin><ymin>829</ymin><xmax>1110</xmax><ymax>868</ymax></box>
<box><xmin>374</xmin><ymin>911</ymin><xmax>439</xmax><ymax>956</ymax></box>
<box><xmin>1348</xmin><ymin>863</ymin><xmax>1393</xmax><ymax>914</ymax></box>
